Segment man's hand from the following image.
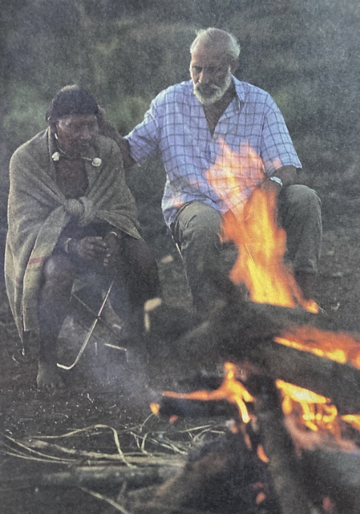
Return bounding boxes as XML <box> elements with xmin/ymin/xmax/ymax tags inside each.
<box><xmin>97</xmin><ymin>106</ymin><xmax>136</xmax><ymax>169</ymax></box>
<box><xmin>102</xmin><ymin>232</ymin><xmax>120</xmax><ymax>268</ymax></box>
<box><xmin>70</xmin><ymin>236</ymin><xmax>108</xmax><ymax>263</ymax></box>
<box><xmin>260</xmin><ymin>165</ymin><xmax>297</xmax><ymax>195</ymax></box>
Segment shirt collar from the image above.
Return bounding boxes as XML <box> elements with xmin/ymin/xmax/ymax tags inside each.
<box><xmin>232</xmin><ymin>76</ymin><xmax>246</xmax><ymax>108</ymax></box>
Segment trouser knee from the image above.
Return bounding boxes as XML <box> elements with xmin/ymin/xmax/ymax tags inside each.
<box><xmin>174</xmin><ymin>202</ymin><xmax>223</xmax><ymax>267</ymax></box>
<box><xmin>279</xmin><ymin>184</ymin><xmax>321</xmax><ymax>219</ymax></box>
<box><xmin>42</xmin><ymin>254</ymin><xmax>76</xmax><ymax>292</ymax></box>
<box><xmin>279</xmin><ymin>185</ymin><xmax>322</xmax><ymax>274</ymax></box>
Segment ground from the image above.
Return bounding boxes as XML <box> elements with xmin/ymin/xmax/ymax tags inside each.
<box><xmin>1</xmin><ymin>179</ymin><xmax>360</xmax><ymax>513</ymax></box>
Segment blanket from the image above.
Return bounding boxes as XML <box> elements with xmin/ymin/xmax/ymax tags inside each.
<box><xmin>5</xmin><ymin>128</ymin><xmax>141</xmax><ymax>339</ymax></box>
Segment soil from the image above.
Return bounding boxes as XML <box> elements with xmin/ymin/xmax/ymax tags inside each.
<box><xmin>1</xmin><ymin>179</ymin><xmax>360</xmax><ymax>513</ymax></box>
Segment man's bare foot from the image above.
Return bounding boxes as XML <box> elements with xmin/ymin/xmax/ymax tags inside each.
<box><xmin>37</xmin><ymin>361</ymin><xmax>66</xmax><ymax>390</ymax></box>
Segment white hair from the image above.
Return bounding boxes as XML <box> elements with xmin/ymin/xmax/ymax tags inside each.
<box><xmin>190</xmin><ymin>28</ymin><xmax>240</xmax><ymax>60</ymax></box>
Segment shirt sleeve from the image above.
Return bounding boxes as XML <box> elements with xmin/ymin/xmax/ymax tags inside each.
<box><xmin>125</xmin><ymin>99</ymin><xmax>160</xmax><ymax>164</ymax></box>
<box><xmin>260</xmin><ymin>95</ymin><xmax>302</xmax><ymax>175</ymax></box>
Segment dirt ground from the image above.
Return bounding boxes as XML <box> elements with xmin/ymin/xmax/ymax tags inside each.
<box><xmin>1</xmin><ymin>179</ymin><xmax>360</xmax><ymax>513</ymax></box>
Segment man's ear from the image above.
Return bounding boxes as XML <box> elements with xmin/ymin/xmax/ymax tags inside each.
<box><xmin>49</xmin><ymin>122</ymin><xmax>57</xmax><ymax>135</ymax></box>
<box><xmin>230</xmin><ymin>58</ymin><xmax>239</xmax><ymax>73</ymax></box>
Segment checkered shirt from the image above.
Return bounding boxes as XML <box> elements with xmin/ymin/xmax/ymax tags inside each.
<box><xmin>125</xmin><ymin>76</ymin><xmax>302</xmax><ymax>227</ymax></box>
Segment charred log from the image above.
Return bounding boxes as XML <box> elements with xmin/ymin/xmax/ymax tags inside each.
<box><xmin>251</xmin><ymin>375</ymin><xmax>313</xmax><ymax>514</ymax></box>
<box><xmin>167</xmin><ymin>284</ymin><xmax>360</xmax><ymax>413</ymax></box>
<box><xmin>131</xmin><ymin>430</ymin><xmax>280</xmax><ymax>514</ymax></box>
<box><xmin>300</xmin><ymin>448</ymin><xmax>360</xmax><ymax>514</ymax></box>
<box><xmin>155</xmin><ymin>395</ymin><xmax>239</xmax><ymax>420</ymax></box>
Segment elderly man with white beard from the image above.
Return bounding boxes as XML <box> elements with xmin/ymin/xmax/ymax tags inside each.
<box><xmin>110</xmin><ymin>28</ymin><xmax>322</xmax><ymax>320</ymax></box>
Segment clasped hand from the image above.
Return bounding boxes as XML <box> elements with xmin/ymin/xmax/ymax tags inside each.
<box><xmin>71</xmin><ymin>233</ymin><xmax>119</xmax><ymax>267</ymax></box>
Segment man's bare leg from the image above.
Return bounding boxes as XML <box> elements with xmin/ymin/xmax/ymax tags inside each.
<box><xmin>37</xmin><ymin>255</ymin><xmax>75</xmax><ymax>389</ymax></box>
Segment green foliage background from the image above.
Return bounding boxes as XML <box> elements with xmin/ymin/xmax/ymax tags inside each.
<box><xmin>0</xmin><ymin>0</ymin><xmax>359</xmax><ymax>228</ymax></box>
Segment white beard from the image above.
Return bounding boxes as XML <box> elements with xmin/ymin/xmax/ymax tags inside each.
<box><xmin>194</xmin><ymin>69</ymin><xmax>232</xmax><ymax>106</ymax></box>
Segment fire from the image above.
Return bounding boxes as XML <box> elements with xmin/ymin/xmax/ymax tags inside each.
<box><xmin>275</xmin><ymin>325</ymin><xmax>360</xmax><ymax>369</ymax></box>
<box><xmin>276</xmin><ymin>380</ymin><xmax>360</xmax><ymax>444</ymax></box>
<box><xmin>276</xmin><ymin>379</ymin><xmax>339</xmax><ymax>436</ymax></box>
<box><xmin>162</xmin><ymin>362</ymin><xmax>254</xmax><ymax>424</ymax></box>
<box><xmin>206</xmin><ymin>140</ymin><xmax>318</xmax><ymax>313</ymax></box>
<box><xmin>341</xmin><ymin>414</ymin><xmax>360</xmax><ymax>431</ymax></box>
<box><xmin>152</xmin><ymin>361</ymin><xmax>360</xmax><ymax>453</ymax></box>
<box><xmin>150</xmin><ymin>402</ymin><xmax>160</xmax><ymax>416</ymax></box>
<box><xmin>151</xmin><ymin>143</ymin><xmax>360</xmax><ymax>454</ymax></box>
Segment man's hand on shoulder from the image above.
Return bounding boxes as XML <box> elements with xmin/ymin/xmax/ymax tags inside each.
<box><xmin>97</xmin><ymin>106</ymin><xmax>136</xmax><ymax>170</ymax></box>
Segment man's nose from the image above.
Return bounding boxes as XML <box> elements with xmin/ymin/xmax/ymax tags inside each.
<box><xmin>198</xmin><ymin>69</ymin><xmax>211</xmax><ymax>84</ymax></box>
<box><xmin>79</xmin><ymin>127</ymin><xmax>92</xmax><ymax>140</ymax></box>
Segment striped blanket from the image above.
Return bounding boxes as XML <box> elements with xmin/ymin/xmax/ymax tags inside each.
<box><xmin>5</xmin><ymin>128</ymin><xmax>140</xmax><ymax>340</ymax></box>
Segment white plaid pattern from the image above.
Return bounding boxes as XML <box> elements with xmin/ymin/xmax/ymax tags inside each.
<box><xmin>126</xmin><ymin>77</ymin><xmax>302</xmax><ymax>227</ymax></box>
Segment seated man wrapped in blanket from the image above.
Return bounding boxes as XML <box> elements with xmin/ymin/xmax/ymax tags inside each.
<box><xmin>5</xmin><ymin>85</ymin><xmax>161</xmax><ymax>390</ymax></box>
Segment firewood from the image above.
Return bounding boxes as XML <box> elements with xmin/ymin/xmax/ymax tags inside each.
<box><xmin>155</xmin><ymin>395</ymin><xmax>238</xmax><ymax>420</ymax></box>
<box><xmin>252</xmin><ymin>376</ymin><xmax>314</xmax><ymax>514</ymax></box>
<box><xmin>0</xmin><ymin>465</ymin><xmax>178</xmax><ymax>491</ymax></box>
<box><xmin>167</xmin><ymin>284</ymin><xmax>360</xmax><ymax>413</ymax></box>
<box><xmin>300</xmin><ymin>448</ymin><xmax>360</xmax><ymax>514</ymax></box>
<box><xmin>131</xmin><ymin>430</ymin><xmax>279</xmax><ymax>514</ymax></box>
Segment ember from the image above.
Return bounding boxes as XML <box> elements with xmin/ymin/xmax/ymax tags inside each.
<box><xmin>275</xmin><ymin>325</ymin><xmax>360</xmax><ymax>369</ymax></box>
<box><xmin>160</xmin><ymin>362</ymin><xmax>254</xmax><ymax>425</ymax></box>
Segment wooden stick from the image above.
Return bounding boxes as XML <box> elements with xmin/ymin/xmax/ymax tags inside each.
<box><xmin>300</xmin><ymin>448</ymin><xmax>360</xmax><ymax>514</ymax></box>
<box><xmin>253</xmin><ymin>376</ymin><xmax>313</xmax><ymax>514</ymax></box>
<box><xmin>0</xmin><ymin>465</ymin><xmax>178</xmax><ymax>491</ymax></box>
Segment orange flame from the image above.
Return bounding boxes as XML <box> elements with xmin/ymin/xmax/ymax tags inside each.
<box><xmin>340</xmin><ymin>414</ymin><xmax>360</xmax><ymax>431</ymax></box>
<box><xmin>257</xmin><ymin>444</ymin><xmax>269</xmax><ymax>463</ymax></box>
<box><xmin>276</xmin><ymin>379</ymin><xmax>339</xmax><ymax>436</ymax></box>
<box><xmin>150</xmin><ymin>402</ymin><xmax>160</xmax><ymax>416</ymax></box>
<box><xmin>277</xmin><ymin>379</ymin><xmax>360</xmax><ymax>441</ymax></box>
<box><xmin>162</xmin><ymin>362</ymin><xmax>254</xmax><ymax>424</ymax></box>
<box><xmin>275</xmin><ymin>325</ymin><xmax>360</xmax><ymax>369</ymax></box>
<box><xmin>206</xmin><ymin>141</ymin><xmax>318</xmax><ymax>312</ymax></box>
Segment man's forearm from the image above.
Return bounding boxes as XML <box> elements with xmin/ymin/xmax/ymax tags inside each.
<box><xmin>271</xmin><ymin>165</ymin><xmax>297</xmax><ymax>187</ymax></box>
<box><xmin>116</xmin><ymin>137</ymin><xmax>136</xmax><ymax>170</ymax></box>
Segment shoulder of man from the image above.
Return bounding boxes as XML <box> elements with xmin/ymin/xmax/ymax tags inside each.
<box><xmin>152</xmin><ymin>80</ymin><xmax>193</xmax><ymax>105</ymax></box>
<box><xmin>10</xmin><ymin>129</ymin><xmax>49</xmax><ymax>168</ymax></box>
<box><xmin>233</xmin><ymin>76</ymin><xmax>274</xmax><ymax>104</ymax></box>
<box><xmin>12</xmin><ymin>129</ymin><xmax>48</xmax><ymax>157</ymax></box>
<box><xmin>96</xmin><ymin>134</ymin><xmax>124</xmax><ymax>166</ymax></box>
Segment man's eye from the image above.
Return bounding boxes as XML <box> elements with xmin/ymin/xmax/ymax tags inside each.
<box><xmin>192</xmin><ymin>66</ymin><xmax>202</xmax><ymax>74</ymax></box>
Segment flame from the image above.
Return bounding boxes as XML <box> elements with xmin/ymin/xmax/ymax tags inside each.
<box><xmin>205</xmin><ymin>140</ymin><xmax>265</xmax><ymax>219</ymax></box>
<box><xmin>275</xmin><ymin>325</ymin><xmax>360</xmax><ymax>369</ymax></box>
<box><xmin>150</xmin><ymin>402</ymin><xmax>160</xmax><ymax>416</ymax></box>
<box><xmin>206</xmin><ymin>141</ymin><xmax>318</xmax><ymax>312</ymax></box>
<box><xmin>276</xmin><ymin>379</ymin><xmax>340</xmax><ymax>436</ymax></box>
<box><xmin>257</xmin><ymin>444</ymin><xmax>269</xmax><ymax>463</ymax></box>
<box><xmin>340</xmin><ymin>414</ymin><xmax>360</xmax><ymax>431</ymax></box>
<box><xmin>255</xmin><ymin>492</ymin><xmax>267</xmax><ymax>505</ymax></box>
<box><xmin>162</xmin><ymin>362</ymin><xmax>254</xmax><ymax>424</ymax></box>
<box><xmin>277</xmin><ymin>379</ymin><xmax>360</xmax><ymax>439</ymax></box>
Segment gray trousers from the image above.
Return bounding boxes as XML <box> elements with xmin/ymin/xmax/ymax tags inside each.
<box><xmin>173</xmin><ymin>185</ymin><xmax>322</xmax><ymax>315</ymax></box>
